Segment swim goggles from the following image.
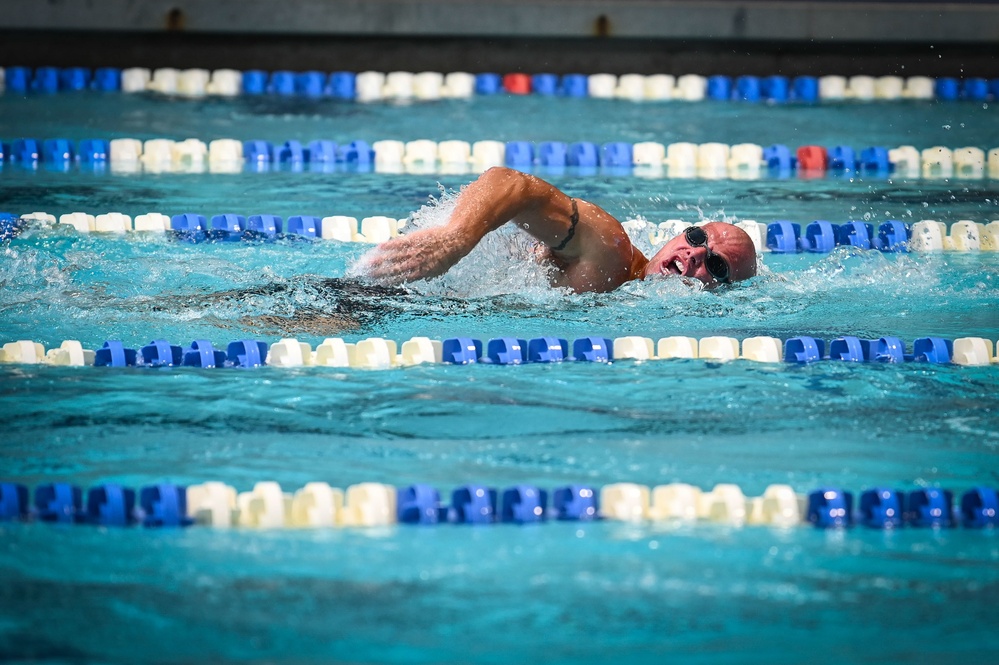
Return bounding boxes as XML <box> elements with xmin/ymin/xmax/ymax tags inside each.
<box><xmin>684</xmin><ymin>226</ymin><xmax>731</xmax><ymax>283</ymax></box>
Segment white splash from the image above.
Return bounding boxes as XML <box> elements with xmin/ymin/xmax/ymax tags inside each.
<box><xmin>352</xmin><ymin>185</ymin><xmax>562</xmax><ymax>301</ymax></box>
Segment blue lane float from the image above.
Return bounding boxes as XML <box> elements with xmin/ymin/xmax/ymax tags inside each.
<box><xmin>449</xmin><ymin>485</ymin><xmax>497</xmax><ymax>524</ymax></box>
<box><xmin>242</xmin><ymin>70</ymin><xmax>267</xmax><ymax>95</ymax></box>
<box><xmin>807</xmin><ymin>488</ymin><xmax>854</xmax><ymax>528</ymax></box>
<box><xmin>329</xmin><ymin>72</ymin><xmax>355</xmax><ymax>99</ymax></box>
<box><xmin>31</xmin><ymin>67</ymin><xmax>60</xmax><ymax>93</ymax></box>
<box><xmin>0</xmin><ymin>482</ymin><xmax>29</xmax><ymax>520</ymax></box>
<box><xmin>501</xmin><ymin>486</ymin><xmax>548</xmax><ymax>524</ymax></box>
<box><xmin>210</xmin><ymin>213</ymin><xmax>245</xmax><ymax>239</ymax></box>
<box><xmin>398</xmin><ymin>484</ymin><xmax>445</xmax><ymax>524</ymax></box>
<box><xmin>963</xmin><ymin>78</ymin><xmax>990</xmax><ymax>100</ymax></box>
<box><xmin>227</xmin><ymin>340</ymin><xmax>268</xmax><ymax>368</ymax></box>
<box><xmin>531</xmin><ymin>73</ymin><xmax>558</xmax><ymax>96</ymax></box>
<box><xmin>141</xmin><ymin>340</ymin><xmax>183</xmax><ymax>367</ymax></box>
<box><xmin>707</xmin><ymin>76</ymin><xmax>731</xmax><ymax>100</ymax></box>
<box><xmin>735</xmin><ymin>76</ymin><xmax>761</xmax><ymax>102</ymax></box>
<box><xmin>140</xmin><ymin>484</ymin><xmax>192</xmax><ymax>527</ymax></box>
<box><xmin>792</xmin><ymin>76</ymin><xmax>819</xmax><ymax>102</ymax></box>
<box><xmin>785</xmin><ymin>337</ymin><xmax>826</xmax><ymax>363</ymax></box>
<box><xmin>307</xmin><ymin>140</ymin><xmax>337</xmax><ymax>163</ymax></box>
<box><xmin>277</xmin><ymin>140</ymin><xmax>306</xmax><ymax>163</ymax></box>
<box><xmin>829</xmin><ymin>336</ymin><xmax>866</xmax><ymax>362</ymax></box>
<box><xmin>960</xmin><ymin>487</ymin><xmax>999</xmax><ymax>528</ymax></box>
<box><xmin>93</xmin><ymin>68</ymin><xmax>121</xmax><ymax>92</ymax></box>
<box><xmin>827</xmin><ymin>145</ymin><xmax>856</xmax><ymax>172</ymax></box>
<box><xmin>59</xmin><ymin>67</ymin><xmax>91</xmax><ymax>91</ymax></box>
<box><xmin>912</xmin><ymin>337</ymin><xmax>953</xmax><ymax>364</ymax></box>
<box><xmin>766</xmin><ymin>221</ymin><xmax>801</xmax><ymax>253</ymax></box>
<box><xmin>94</xmin><ymin>340</ymin><xmax>138</xmax><ymax>367</ymax></box>
<box><xmin>528</xmin><ymin>337</ymin><xmax>569</xmax><ymax>363</ymax></box>
<box><xmin>505</xmin><ymin>141</ymin><xmax>533</xmax><ymax>168</ymax></box>
<box><xmin>12</xmin><ymin>138</ymin><xmax>40</xmax><ymax>162</ymax></box>
<box><xmin>269</xmin><ymin>71</ymin><xmax>296</xmax><ymax>96</ymax></box>
<box><xmin>572</xmin><ymin>337</ymin><xmax>612</xmax><ymax>363</ymax></box>
<box><xmin>559</xmin><ymin>74</ymin><xmax>588</xmax><ymax>98</ymax></box>
<box><xmin>5</xmin><ymin>66</ymin><xmax>31</xmax><ymax>93</ymax></box>
<box><xmin>78</xmin><ymin>139</ymin><xmax>109</xmax><ymax>163</ymax></box>
<box><xmin>183</xmin><ymin>340</ymin><xmax>227</xmax><ymax>368</ymax></box>
<box><xmin>337</xmin><ymin>140</ymin><xmax>374</xmax><ymax>167</ymax></box>
<box><xmin>837</xmin><ymin>221</ymin><xmax>873</xmax><ymax>249</ymax></box>
<box><xmin>538</xmin><ymin>141</ymin><xmax>568</xmax><ymax>167</ymax></box>
<box><xmin>859</xmin><ymin>488</ymin><xmax>904</xmax><ymax>529</ymax></box>
<box><xmin>873</xmin><ymin>221</ymin><xmax>910</xmax><ymax>252</ymax></box>
<box><xmin>245</xmin><ymin>214</ymin><xmax>282</xmax><ymax>237</ymax></box>
<box><xmin>763</xmin><ymin>144</ymin><xmax>797</xmax><ymax>176</ymax></box>
<box><xmin>86</xmin><ymin>484</ymin><xmax>137</xmax><ymax>527</ymax></box>
<box><xmin>553</xmin><ymin>485</ymin><xmax>600</xmax><ymax>520</ymax></box>
<box><xmin>42</xmin><ymin>138</ymin><xmax>73</xmax><ymax>163</ymax></box>
<box><xmin>863</xmin><ymin>336</ymin><xmax>905</xmax><ymax>363</ymax></box>
<box><xmin>442</xmin><ymin>337</ymin><xmax>482</xmax><ymax>365</ymax></box>
<box><xmin>484</xmin><ymin>338</ymin><xmax>527</xmax><ymax>365</ymax></box>
<box><xmin>474</xmin><ymin>73</ymin><xmax>502</xmax><ymax>95</ymax></box>
<box><xmin>170</xmin><ymin>213</ymin><xmax>209</xmax><ymax>238</ymax></box>
<box><xmin>907</xmin><ymin>488</ymin><xmax>955</xmax><ymax>528</ymax></box>
<box><xmin>763</xmin><ymin>75</ymin><xmax>789</xmax><ymax>102</ymax></box>
<box><xmin>935</xmin><ymin>77</ymin><xmax>960</xmax><ymax>101</ymax></box>
<box><xmin>802</xmin><ymin>221</ymin><xmax>837</xmax><ymax>252</ymax></box>
<box><xmin>860</xmin><ymin>146</ymin><xmax>891</xmax><ymax>175</ymax></box>
<box><xmin>568</xmin><ymin>142</ymin><xmax>599</xmax><ymax>168</ymax></box>
<box><xmin>34</xmin><ymin>483</ymin><xmax>84</xmax><ymax>523</ymax></box>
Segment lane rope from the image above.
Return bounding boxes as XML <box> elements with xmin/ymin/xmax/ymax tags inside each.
<box><xmin>1</xmin><ymin>335</ymin><xmax>996</xmax><ymax>368</ymax></box>
<box><xmin>2</xmin><ymin>66</ymin><xmax>995</xmax><ymax>102</ymax></box>
<box><xmin>1</xmin><ymin>480</ymin><xmax>996</xmax><ymax>530</ymax></box>
<box><xmin>3</xmin><ymin>137</ymin><xmax>998</xmax><ymax>180</ymax></box>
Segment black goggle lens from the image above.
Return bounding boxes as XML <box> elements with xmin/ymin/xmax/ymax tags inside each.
<box><xmin>684</xmin><ymin>226</ymin><xmax>708</xmax><ymax>246</ymax></box>
<box><xmin>705</xmin><ymin>254</ymin><xmax>730</xmax><ymax>282</ymax></box>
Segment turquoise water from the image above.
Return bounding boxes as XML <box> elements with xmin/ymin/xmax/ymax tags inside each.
<box><xmin>1</xmin><ymin>92</ymin><xmax>999</xmax><ymax>664</ymax></box>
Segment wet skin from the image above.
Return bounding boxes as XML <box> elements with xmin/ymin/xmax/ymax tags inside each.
<box><xmin>365</xmin><ymin>167</ymin><xmax>758</xmax><ymax>293</ymax></box>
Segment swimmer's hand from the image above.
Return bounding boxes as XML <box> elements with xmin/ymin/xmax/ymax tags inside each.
<box><xmin>362</xmin><ymin>227</ymin><xmax>474</xmax><ymax>285</ymax></box>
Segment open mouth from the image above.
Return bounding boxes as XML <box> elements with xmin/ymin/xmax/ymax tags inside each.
<box><xmin>661</xmin><ymin>257</ymin><xmax>684</xmax><ymax>276</ymax></box>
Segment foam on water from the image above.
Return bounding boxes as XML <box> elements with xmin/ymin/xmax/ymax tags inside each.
<box><xmin>351</xmin><ymin>185</ymin><xmax>562</xmax><ymax>301</ymax></box>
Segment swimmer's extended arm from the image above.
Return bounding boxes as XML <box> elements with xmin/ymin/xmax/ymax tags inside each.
<box><xmin>363</xmin><ymin>167</ymin><xmax>646</xmax><ymax>292</ymax></box>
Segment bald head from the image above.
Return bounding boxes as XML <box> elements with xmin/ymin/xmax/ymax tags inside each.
<box><xmin>643</xmin><ymin>222</ymin><xmax>757</xmax><ymax>288</ymax></box>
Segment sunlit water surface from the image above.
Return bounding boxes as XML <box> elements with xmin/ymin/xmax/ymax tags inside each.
<box><xmin>0</xmin><ymin>92</ymin><xmax>998</xmax><ymax>664</ymax></box>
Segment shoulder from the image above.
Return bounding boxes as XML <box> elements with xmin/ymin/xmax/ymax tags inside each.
<box><xmin>554</xmin><ymin>200</ymin><xmax>648</xmax><ymax>292</ymax></box>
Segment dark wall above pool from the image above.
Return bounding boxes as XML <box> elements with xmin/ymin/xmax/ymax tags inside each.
<box><xmin>1</xmin><ymin>0</ymin><xmax>998</xmax><ymax>76</ymax></box>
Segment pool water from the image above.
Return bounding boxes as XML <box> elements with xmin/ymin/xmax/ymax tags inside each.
<box><xmin>1</xmin><ymin>92</ymin><xmax>999</xmax><ymax>664</ymax></box>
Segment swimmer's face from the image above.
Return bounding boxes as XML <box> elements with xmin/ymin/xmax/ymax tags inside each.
<box><xmin>644</xmin><ymin>222</ymin><xmax>757</xmax><ymax>288</ymax></box>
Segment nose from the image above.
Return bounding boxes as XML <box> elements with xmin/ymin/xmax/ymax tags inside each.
<box><xmin>681</xmin><ymin>244</ymin><xmax>708</xmax><ymax>276</ymax></box>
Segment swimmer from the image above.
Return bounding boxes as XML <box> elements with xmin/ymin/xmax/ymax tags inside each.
<box><xmin>365</xmin><ymin>167</ymin><xmax>758</xmax><ymax>293</ymax></box>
